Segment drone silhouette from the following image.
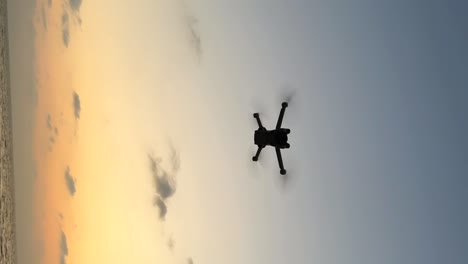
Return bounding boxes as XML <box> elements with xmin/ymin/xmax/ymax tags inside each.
<box><xmin>252</xmin><ymin>102</ymin><xmax>290</xmax><ymax>175</ymax></box>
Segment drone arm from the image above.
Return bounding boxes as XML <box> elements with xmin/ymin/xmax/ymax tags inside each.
<box><xmin>275</xmin><ymin>147</ymin><xmax>286</xmax><ymax>175</ymax></box>
<box><xmin>253</xmin><ymin>145</ymin><xmax>264</xmax><ymax>161</ymax></box>
<box><xmin>254</xmin><ymin>114</ymin><xmax>265</xmax><ymax>129</ymax></box>
<box><xmin>276</xmin><ymin>104</ymin><xmax>287</xmax><ymax>129</ymax></box>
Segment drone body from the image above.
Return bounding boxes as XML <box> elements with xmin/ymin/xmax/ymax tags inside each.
<box><xmin>252</xmin><ymin>102</ymin><xmax>290</xmax><ymax>175</ymax></box>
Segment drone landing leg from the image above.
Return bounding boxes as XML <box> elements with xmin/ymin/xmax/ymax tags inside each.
<box><xmin>275</xmin><ymin>147</ymin><xmax>287</xmax><ymax>175</ymax></box>
<box><xmin>252</xmin><ymin>146</ymin><xmax>264</xmax><ymax>161</ymax></box>
<box><xmin>276</xmin><ymin>103</ymin><xmax>288</xmax><ymax>129</ymax></box>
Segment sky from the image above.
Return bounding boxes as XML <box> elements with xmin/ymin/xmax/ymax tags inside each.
<box><xmin>7</xmin><ymin>0</ymin><xmax>468</xmax><ymax>264</ymax></box>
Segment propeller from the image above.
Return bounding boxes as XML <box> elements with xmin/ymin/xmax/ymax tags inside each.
<box><xmin>248</xmin><ymin>94</ymin><xmax>272</xmax><ymax>130</ymax></box>
<box><xmin>246</xmin><ymin>144</ymin><xmax>260</xmax><ymax>178</ymax></box>
<box><xmin>277</xmin><ymin>84</ymin><xmax>300</xmax><ymax>124</ymax></box>
<box><xmin>275</xmin><ymin>84</ymin><xmax>299</xmax><ymax>191</ymax></box>
<box><xmin>277</xmin><ymin>84</ymin><xmax>297</xmax><ymax>105</ymax></box>
<box><xmin>275</xmin><ymin>161</ymin><xmax>298</xmax><ymax>192</ymax></box>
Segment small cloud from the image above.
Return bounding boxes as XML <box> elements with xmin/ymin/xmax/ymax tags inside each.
<box><xmin>148</xmin><ymin>146</ymin><xmax>181</xmax><ymax>221</ymax></box>
<box><xmin>149</xmin><ymin>154</ymin><xmax>176</xmax><ymax>200</ymax></box>
<box><xmin>61</xmin><ymin>0</ymin><xmax>83</xmax><ymax>47</ymax></box>
<box><xmin>62</xmin><ymin>12</ymin><xmax>70</xmax><ymax>47</ymax></box>
<box><xmin>33</xmin><ymin>170</ymin><xmax>38</xmax><ymax>182</ymax></box>
<box><xmin>169</xmin><ymin>144</ymin><xmax>181</xmax><ymax>173</ymax></box>
<box><xmin>153</xmin><ymin>196</ymin><xmax>167</xmax><ymax>220</ymax></box>
<box><xmin>186</xmin><ymin>16</ymin><xmax>201</xmax><ymax>59</ymax></box>
<box><xmin>42</xmin><ymin>5</ymin><xmax>48</xmax><ymax>30</ymax></box>
<box><xmin>46</xmin><ymin>114</ymin><xmax>52</xmax><ymax>129</ymax></box>
<box><xmin>65</xmin><ymin>166</ymin><xmax>76</xmax><ymax>196</ymax></box>
<box><xmin>187</xmin><ymin>257</ymin><xmax>194</xmax><ymax>264</ymax></box>
<box><xmin>69</xmin><ymin>0</ymin><xmax>83</xmax><ymax>12</ymax></box>
<box><xmin>73</xmin><ymin>91</ymin><xmax>81</xmax><ymax>120</ymax></box>
<box><xmin>167</xmin><ymin>236</ymin><xmax>175</xmax><ymax>251</ymax></box>
<box><xmin>180</xmin><ymin>1</ymin><xmax>201</xmax><ymax>60</ymax></box>
<box><xmin>60</xmin><ymin>230</ymin><xmax>69</xmax><ymax>264</ymax></box>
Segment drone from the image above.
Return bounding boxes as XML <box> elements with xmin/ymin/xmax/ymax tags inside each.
<box><xmin>252</xmin><ymin>102</ymin><xmax>290</xmax><ymax>175</ymax></box>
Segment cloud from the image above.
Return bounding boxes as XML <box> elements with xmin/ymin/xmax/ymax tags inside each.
<box><xmin>69</xmin><ymin>0</ymin><xmax>83</xmax><ymax>12</ymax></box>
<box><xmin>187</xmin><ymin>257</ymin><xmax>194</xmax><ymax>264</ymax></box>
<box><xmin>49</xmin><ymin>136</ymin><xmax>55</xmax><ymax>144</ymax></box>
<box><xmin>46</xmin><ymin>114</ymin><xmax>52</xmax><ymax>129</ymax></box>
<box><xmin>60</xmin><ymin>230</ymin><xmax>69</xmax><ymax>264</ymax></box>
<box><xmin>62</xmin><ymin>30</ymin><xmax>69</xmax><ymax>47</ymax></box>
<box><xmin>62</xmin><ymin>12</ymin><xmax>70</xmax><ymax>47</ymax></box>
<box><xmin>167</xmin><ymin>236</ymin><xmax>175</xmax><ymax>251</ymax></box>
<box><xmin>73</xmin><ymin>91</ymin><xmax>81</xmax><ymax>120</ymax></box>
<box><xmin>186</xmin><ymin>16</ymin><xmax>201</xmax><ymax>59</ymax></box>
<box><xmin>153</xmin><ymin>196</ymin><xmax>168</xmax><ymax>220</ymax></box>
<box><xmin>149</xmin><ymin>154</ymin><xmax>176</xmax><ymax>200</ymax></box>
<box><xmin>148</xmin><ymin>147</ymin><xmax>180</xmax><ymax>220</ymax></box>
<box><xmin>55</xmin><ymin>127</ymin><xmax>59</xmax><ymax>135</ymax></box>
<box><xmin>61</xmin><ymin>1</ymin><xmax>83</xmax><ymax>47</ymax></box>
<box><xmin>179</xmin><ymin>0</ymin><xmax>201</xmax><ymax>60</ymax></box>
<box><xmin>169</xmin><ymin>143</ymin><xmax>181</xmax><ymax>173</ymax></box>
<box><xmin>64</xmin><ymin>166</ymin><xmax>76</xmax><ymax>196</ymax></box>
<box><xmin>41</xmin><ymin>5</ymin><xmax>48</xmax><ymax>30</ymax></box>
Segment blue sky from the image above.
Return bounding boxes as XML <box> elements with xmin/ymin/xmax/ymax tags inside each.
<box><xmin>183</xmin><ymin>1</ymin><xmax>468</xmax><ymax>263</ymax></box>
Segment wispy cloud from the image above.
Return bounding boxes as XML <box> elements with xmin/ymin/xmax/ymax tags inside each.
<box><xmin>167</xmin><ymin>236</ymin><xmax>175</xmax><ymax>251</ymax></box>
<box><xmin>61</xmin><ymin>0</ymin><xmax>83</xmax><ymax>47</ymax></box>
<box><xmin>169</xmin><ymin>143</ymin><xmax>181</xmax><ymax>173</ymax></box>
<box><xmin>149</xmin><ymin>154</ymin><xmax>177</xmax><ymax>200</ymax></box>
<box><xmin>73</xmin><ymin>91</ymin><xmax>81</xmax><ymax>120</ymax></box>
<box><xmin>65</xmin><ymin>166</ymin><xmax>76</xmax><ymax>196</ymax></box>
<box><xmin>186</xmin><ymin>16</ymin><xmax>201</xmax><ymax>60</ymax></box>
<box><xmin>148</xmin><ymin>146</ymin><xmax>193</xmax><ymax>264</ymax></box>
<box><xmin>153</xmin><ymin>196</ymin><xmax>168</xmax><ymax>220</ymax></box>
<box><xmin>148</xmin><ymin>146</ymin><xmax>181</xmax><ymax>221</ymax></box>
<box><xmin>69</xmin><ymin>0</ymin><xmax>83</xmax><ymax>12</ymax></box>
<box><xmin>60</xmin><ymin>230</ymin><xmax>69</xmax><ymax>264</ymax></box>
<box><xmin>41</xmin><ymin>4</ymin><xmax>48</xmax><ymax>31</ymax></box>
<box><xmin>62</xmin><ymin>12</ymin><xmax>70</xmax><ymax>47</ymax></box>
<box><xmin>46</xmin><ymin>114</ymin><xmax>52</xmax><ymax>129</ymax></box>
<box><xmin>179</xmin><ymin>0</ymin><xmax>202</xmax><ymax>60</ymax></box>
